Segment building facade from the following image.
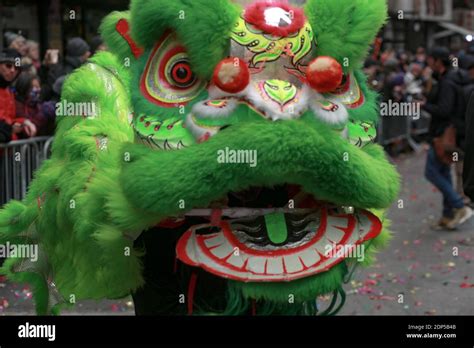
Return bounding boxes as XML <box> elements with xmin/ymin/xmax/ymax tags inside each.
<box><xmin>1</xmin><ymin>0</ymin><xmax>128</xmax><ymax>54</ymax></box>
<box><xmin>385</xmin><ymin>0</ymin><xmax>474</xmax><ymax>52</ymax></box>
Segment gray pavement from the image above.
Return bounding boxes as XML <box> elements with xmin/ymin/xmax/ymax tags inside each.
<box><xmin>1</xmin><ymin>150</ymin><xmax>473</xmax><ymax>315</ymax></box>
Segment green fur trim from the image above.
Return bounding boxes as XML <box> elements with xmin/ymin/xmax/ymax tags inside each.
<box><xmin>118</xmin><ymin>121</ymin><xmax>400</xmax><ymax>230</ymax></box>
<box><xmin>0</xmin><ymin>52</ymin><xmax>144</xmax><ymax>312</ymax></box>
<box><xmin>348</xmin><ymin>70</ymin><xmax>381</xmax><ymax>124</ymax></box>
<box><xmin>130</xmin><ymin>0</ymin><xmax>240</xmax><ymax>79</ymax></box>
<box><xmin>232</xmin><ymin>263</ymin><xmax>346</xmax><ymax>304</ymax></box>
<box><xmin>305</xmin><ymin>0</ymin><xmax>388</xmax><ymax>70</ymax></box>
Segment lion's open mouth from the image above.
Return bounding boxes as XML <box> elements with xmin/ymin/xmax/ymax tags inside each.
<box><xmin>176</xmin><ymin>185</ymin><xmax>382</xmax><ymax>282</ymax></box>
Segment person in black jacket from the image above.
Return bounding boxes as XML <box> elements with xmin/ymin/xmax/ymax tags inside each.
<box><xmin>0</xmin><ymin>120</ymin><xmax>12</xmax><ymax>143</ymax></box>
<box><xmin>422</xmin><ymin>47</ymin><xmax>473</xmax><ymax>230</ymax></box>
<box><xmin>464</xmin><ymin>91</ymin><xmax>474</xmax><ymax>201</ymax></box>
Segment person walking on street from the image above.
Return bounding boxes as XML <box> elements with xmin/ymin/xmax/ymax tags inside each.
<box><xmin>422</xmin><ymin>47</ymin><xmax>473</xmax><ymax>230</ymax></box>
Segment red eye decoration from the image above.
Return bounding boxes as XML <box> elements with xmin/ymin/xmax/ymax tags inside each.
<box><xmin>140</xmin><ymin>32</ymin><xmax>205</xmax><ymax>107</ymax></box>
<box><xmin>171</xmin><ymin>61</ymin><xmax>196</xmax><ymax>88</ymax></box>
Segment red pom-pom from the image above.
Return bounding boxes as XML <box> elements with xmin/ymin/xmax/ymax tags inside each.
<box><xmin>306</xmin><ymin>56</ymin><xmax>343</xmax><ymax>93</ymax></box>
<box><xmin>213</xmin><ymin>57</ymin><xmax>250</xmax><ymax>94</ymax></box>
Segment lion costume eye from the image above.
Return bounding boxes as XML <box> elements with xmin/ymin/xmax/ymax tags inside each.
<box><xmin>140</xmin><ymin>32</ymin><xmax>205</xmax><ymax>107</ymax></box>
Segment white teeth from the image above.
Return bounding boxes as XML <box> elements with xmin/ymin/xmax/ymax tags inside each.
<box><xmin>298</xmin><ymin>248</ymin><xmax>321</xmax><ymax>267</ymax></box>
<box><xmin>209</xmin><ymin>242</ymin><xmax>234</xmax><ymax>259</ymax></box>
<box><xmin>314</xmin><ymin>236</ymin><xmax>331</xmax><ymax>255</ymax></box>
<box><xmin>326</xmin><ymin>227</ymin><xmax>345</xmax><ymax>244</ymax></box>
<box><xmin>203</xmin><ymin>234</ymin><xmax>225</xmax><ymax>248</ymax></box>
<box><xmin>226</xmin><ymin>253</ymin><xmax>247</xmax><ymax>268</ymax></box>
<box><xmin>266</xmin><ymin>257</ymin><xmax>284</xmax><ymax>275</ymax></box>
<box><xmin>283</xmin><ymin>254</ymin><xmax>304</xmax><ymax>273</ymax></box>
<box><xmin>247</xmin><ymin>256</ymin><xmax>267</xmax><ymax>274</ymax></box>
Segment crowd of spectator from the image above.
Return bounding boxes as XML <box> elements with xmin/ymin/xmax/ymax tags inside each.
<box><xmin>365</xmin><ymin>44</ymin><xmax>474</xmax><ymax>230</ymax></box>
<box><xmin>364</xmin><ymin>45</ymin><xmax>474</xmax><ymax>107</ymax></box>
<box><xmin>0</xmin><ymin>32</ymin><xmax>106</xmax><ymax>143</ymax></box>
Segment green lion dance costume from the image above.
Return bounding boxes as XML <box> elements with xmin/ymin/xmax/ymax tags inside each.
<box><xmin>0</xmin><ymin>0</ymin><xmax>399</xmax><ymax>315</ymax></box>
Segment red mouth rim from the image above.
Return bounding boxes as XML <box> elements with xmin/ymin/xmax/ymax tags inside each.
<box><xmin>176</xmin><ymin>208</ymin><xmax>383</xmax><ymax>282</ymax></box>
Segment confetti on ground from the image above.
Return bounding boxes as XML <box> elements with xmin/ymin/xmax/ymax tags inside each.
<box><xmin>364</xmin><ymin>279</ymin><xmax>378</xmax><ymax>286</ymax></box>
<box><xmin>13</xmin><ymin>288</ymin><xmax>32</xmax><ymax>301</ymax></box>
<box><xmin>459</xmin><ymin>252</ymin><xmax>474</xmax><ymax>261</ymax></box>
<box><xmin>369</xmin><ymin>295</ymin><xmax>395</xmax><ymax>301</ymax></box>
<box><xmin>357</xmin><ymin>286</ymin><xmax>375</xmax><ymax>295</ymax></box>
<box><xmin>460</xmin><ymin>283</ymin><xmax>474</xmax><ymax>288</ymax></box>
<box><xmin>0</xmin><ymin>298</ymin><xmax>9</xmax><ymax>312</ymax></box>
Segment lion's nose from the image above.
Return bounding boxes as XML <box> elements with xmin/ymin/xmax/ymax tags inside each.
<box><xmin>259</xmin><ymin>79</ymin><xmax>298</xmax><ymax>107</ymax></box>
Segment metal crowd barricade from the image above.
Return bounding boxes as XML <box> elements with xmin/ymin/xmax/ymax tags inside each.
<box><xmin>0</xmin><ymin>137</ymin><xmax>54</xmax><ymax>206</ymax></box>
<box><xmin>377</xmin><ymin>109</ymin><xmax>431</xmax><ymax>152</ymax></box>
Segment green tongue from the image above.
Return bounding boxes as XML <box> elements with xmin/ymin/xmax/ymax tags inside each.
<box><xmin>264</xmin><ymin>213</ymin><xmax>288</xmax><ymax>244</ymax></box>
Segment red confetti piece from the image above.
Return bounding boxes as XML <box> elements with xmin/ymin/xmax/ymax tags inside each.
<box><xmin>460</xmin><ymin>283</ymin><xmax>474</xmax><ymax>288</ymax></box>
<box><xmin>364</xmin><ymin>279</ymin><xmax>378</xmax><ymax>286</ymax></box>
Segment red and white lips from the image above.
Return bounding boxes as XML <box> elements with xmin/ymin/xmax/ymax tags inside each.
<box><xmin>177</xmin><ymin>208</ymin><xmax>382</xmax><ymax>282</ymax></box>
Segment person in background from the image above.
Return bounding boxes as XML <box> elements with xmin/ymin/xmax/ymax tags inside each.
<box><xmin>90</xmin><ymin>36</ymin><xmax>107</xmax><ymax>56</ymax></box>
<box><xmin>26</xmin><ymin>40</ymin><xmax>42</xmax><ymax>71</ymax></box>
<box><xmin>464</xmin><ymin>91</ymin><xmax>474</xmax><ymax>201</ymax></box>
<box><xmin>363</xmin><ymin>58</ymin><xmax>383</xmax><ymax>92</ymax></box>
<box><xmin>38</xmin><ymin>48</ymin><xmax>60</xmax><ymax>102</ymax></box>
<box><xmin>4</xmin><ymin>31</ymin><xmax>28</xmax><ymax>57</ymax></box>
<box><xmin>57</xmin><ymin>37</ymin><xmax>91</xmax><ymax>79</ymax></box>
<box><xmin>0</xmin><ymin>48</ymin><xmax>36</xmax><ymax>142</ymax></box>
<box><xmin>404</xmin><ymin>62</ymin><xmax>425</xmax><ymax>101</ymax></box>
<box><xmin>15</xmin><ymin>73</ymin><xmax>54</xmax><ymax>136</ymax></box>
<box><xmin>458</xmin><ymin>57</ymin><xmax>474</xmax><ymax>204</ymax></box>
<box><xmin>415</xmin><ymin>47</ymin><xmax>427</xmax><ymax>67</ymax></box>
<box><xmin>20</xmin><ymin>56</ymin><xmax>37</xmax><ymax>76</ymax></box>
<box><xmin>0</xmin><ymin>120</ymin><xmax>13</xmax><ymax>143</ymax></box>
<box><xmin>422</xmin><ymin>47</ymin><xmax>472</xmax><ymax>231</ymax></box>
<box><xmin>41</xmin><ymin>37</ymin><xmax>90</xmax><ymax>102</ymax></box>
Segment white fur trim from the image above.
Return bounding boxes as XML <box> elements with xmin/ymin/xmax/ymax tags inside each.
<box><xmin>184</xmin><ymin>113</ymin><xmax>220</xmax><ymax>140</ymax></box>
<box><xmin>192</xmin><ymin>99</ymin><xmax>238</xmax><ymax>119</ymax></box>
<box><xmin>309</xmin><ymin>89</ymin><xmax>349</xmax><ymax>126</ymax></box>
